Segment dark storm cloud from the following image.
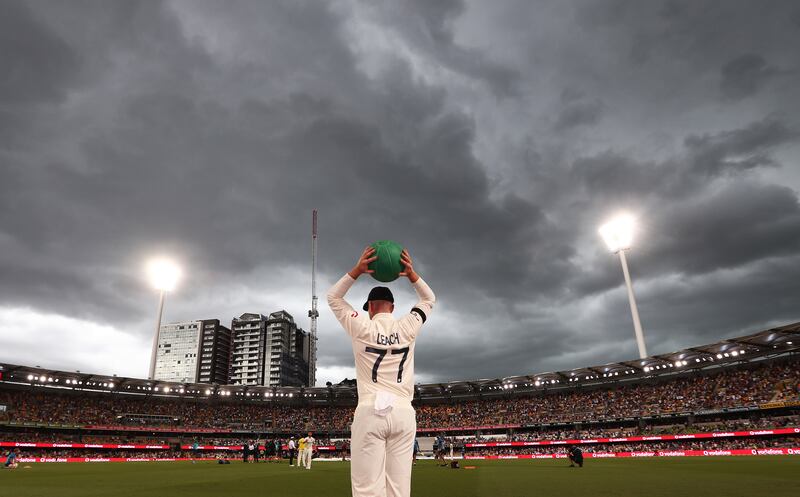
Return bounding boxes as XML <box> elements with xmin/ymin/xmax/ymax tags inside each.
<box><xmin>1</xmin><ymin>0</ymin><xmax>800</xmax><ymax>383</ymax></box>
<box><xmin>720</xmin><ymin>54</ymin><xmax>779</xmax><ymax>100</ymax></box>
<box><xmin>364</xmin><ymin>0</ymin><xmax>522</xmax><ymax>97</ymax></box>
<box><xmin>684</xmin><ymin>118</ymin><xmax>797</xmax><ymax>176</ymax></box>
<box><xmin>564</xmin><ymin>118</ymin><xmax>797</xmax><ymax>211</ymax></box>
<box><xmin>553</xmin><ymin>90</ymin><xmax>605</xmax><ymax>131</ymax></box>
<box><xmin>0</xmin><ymin>1</ymin><xmax>79</xmax><ymax>105</ymax></box>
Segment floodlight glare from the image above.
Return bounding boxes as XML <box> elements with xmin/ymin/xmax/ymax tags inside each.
<box><xmin>146</xmin><ymin>258</ymin><xmax>182</xmax><ymax>292</ymax></box>
<box><xmin>599</xmin><ymin>213</ymin><xmax>635</xmax><ymax>253</ymax></box>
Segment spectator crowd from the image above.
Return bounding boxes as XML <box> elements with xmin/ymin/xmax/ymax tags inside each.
<box><xmin>0</xmin><ymin>360</ymin><xmax>796</xmax><ymax>433</ymax></box>
<box><xmin>0</xmin><ymin>359</ymin><xmax>797</xmax><ymax>461</ymax></box>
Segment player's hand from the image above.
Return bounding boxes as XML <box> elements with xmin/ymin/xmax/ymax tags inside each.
<box><xmin>399</xmin><ymin>249</ymin><xmax>420</xmax><ymax>283</ymax></box>
<box><xmin>349</xmin><ymin>246</ymin><xmax>377</xmax><ymax>279</ymax></box>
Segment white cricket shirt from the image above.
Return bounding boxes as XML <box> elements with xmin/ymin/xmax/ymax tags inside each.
<box><xmin>327</xmin><ymin>274</ymin><xmax>435</xmax><ymax>403</ymax></box>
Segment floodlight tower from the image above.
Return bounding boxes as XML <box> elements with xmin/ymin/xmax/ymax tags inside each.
<box><xmin>307</xmin><ymin>210</ymin><xmax>319</xmax><ymax>386</ymax></box>
<box><xmin>599</xmin><ymin>214</ymin><xmax>648</xmax><ymax>359</ymax></box>
<box><xmin>146</xmin><ymin>258</ymin><xmax>182</xmax><ymax>380</ymax></box>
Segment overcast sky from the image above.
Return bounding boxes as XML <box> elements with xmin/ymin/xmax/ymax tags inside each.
<box><xmin>1</xmin><ymin>0</ymin><xmax>799</xmax><ymax>386</ymax></box>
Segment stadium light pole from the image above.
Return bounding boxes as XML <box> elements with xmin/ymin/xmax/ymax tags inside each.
<box><xmin>599</xmin><ymin>214</ymin><xmax>648</xmax><ymax>359</ymax></box>
<box><xmin>146</xmin><ymin>258</ymin><xmax>182</xmax><ymax>380</ymax></box>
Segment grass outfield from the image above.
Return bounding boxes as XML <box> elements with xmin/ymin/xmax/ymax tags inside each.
<box><xmin>2</xmin><ymin>458</ymin><xmax>799</xmax><ymax>497</ymax></box>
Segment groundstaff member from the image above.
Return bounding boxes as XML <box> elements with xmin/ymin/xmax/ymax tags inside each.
<box><xmin>3</xmin><ymin>450</ymin><xmax>17</xmax><ymax>469</ymax></box>
<box><xmin>567</xmin><ymin>445</ymin><xmax>584</xmax><ymax>468</ymax></box>
<box><xmin>328</xmin><ymin>246</ymin><xmax>435</xmax><ymax>497</ymax></box>
<box><xmin>435</xmin><ymin>435</ymin><xmax>447</xmax><ymax>466</ymax></box>
<box><xmin>191</xmin><ymin>440</ymin><xmax>200</xmax><ymax>464</ymax></box>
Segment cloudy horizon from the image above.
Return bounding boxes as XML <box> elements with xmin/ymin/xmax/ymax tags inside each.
<box><xmin>1</xmin><ymin>0</ymin><xmax>800</xmax><ymax>386</ymax></box>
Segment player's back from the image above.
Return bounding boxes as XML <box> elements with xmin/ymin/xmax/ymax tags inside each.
<box><xmin>351</xmin><ymin>312</ymin><xmax>421</xmax><ymax>402</ymax></box>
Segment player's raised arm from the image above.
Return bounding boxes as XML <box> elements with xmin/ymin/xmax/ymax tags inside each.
<box><xmin>399</xmin><ymin>249</ymin><xmax>435</xmax><ymax>327</ymax></box>
<box><xmin>326</xmin><ymin>246</ymin><xmax>375</xmax><ymax>336</ymax></box>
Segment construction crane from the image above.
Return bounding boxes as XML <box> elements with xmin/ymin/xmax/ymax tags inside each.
<box><xmin>307</xmin><ymin>209</ymin><xmax>319</xmax><ymax>386</ymax></box>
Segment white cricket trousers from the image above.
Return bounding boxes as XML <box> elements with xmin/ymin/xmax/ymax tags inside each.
<box><xmin>350</xmin><ymin>402</ymin><xmax>416</xmax><ymax>497</ymax></box>
<box><xmin>304</xmin><ymin>448</ymin><xmax>313</xmax><ymax>469</ymax></box>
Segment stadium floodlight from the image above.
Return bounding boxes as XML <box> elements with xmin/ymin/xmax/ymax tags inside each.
<box><xmin>145</xmin><ymin>257</ymin><xmax>182</xmax><ymax>380</ymax></box>
<box><xmin>599</xmin><ymin>213</ymin><xmax>648</xmax><ymax>359</ymax></box>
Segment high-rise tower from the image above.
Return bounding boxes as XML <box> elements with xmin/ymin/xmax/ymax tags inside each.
<box><xmin>307</xmin><ymin>209</ymin><xmax>319</xmax><ymax>386</ymax></box>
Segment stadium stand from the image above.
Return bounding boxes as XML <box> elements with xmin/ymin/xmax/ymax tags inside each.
<box><xmin>0</xmin><ymin>323</ymin><xmax>797</xmax><ymax>460</ymax></box>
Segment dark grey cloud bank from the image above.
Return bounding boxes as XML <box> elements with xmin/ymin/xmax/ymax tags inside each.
<box><xmin>1</xmin><ymin>0</ymin><xmax>799</xmax><ymax>383</ymax></box>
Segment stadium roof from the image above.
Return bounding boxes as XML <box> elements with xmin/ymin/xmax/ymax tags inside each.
<box><xmin>1</xmin><ymin>321</ymin><xmax>798</xmax><ymax>404</ymax></box>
